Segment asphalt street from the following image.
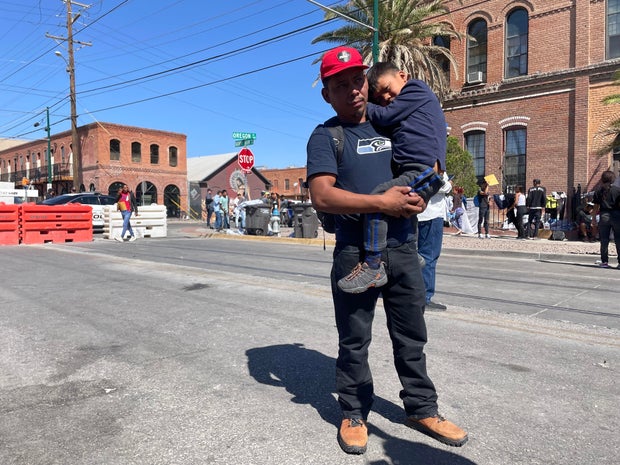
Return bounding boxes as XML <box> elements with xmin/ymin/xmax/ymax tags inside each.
<box><xmin>0</xmin><ymin>229</ymin><xmax>618</xmax><ymax>465</ymax></box>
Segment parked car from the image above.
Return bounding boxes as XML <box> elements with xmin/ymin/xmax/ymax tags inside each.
<box><xmin>40</xmin><ymin>192</ymin><xmax>117</xmax><ymax>232</ymax></box>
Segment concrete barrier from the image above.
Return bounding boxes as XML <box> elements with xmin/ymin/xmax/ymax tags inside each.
<box><xmin>103</xmin><ymin>204</ymin><xmax>167</xmax><ymax>240</ymax></box>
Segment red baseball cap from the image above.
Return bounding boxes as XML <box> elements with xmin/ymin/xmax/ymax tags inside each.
<box><xmin>320</xmin><ymin>46</ymin><xmax>369</xmax><ymax>80</ymax></box>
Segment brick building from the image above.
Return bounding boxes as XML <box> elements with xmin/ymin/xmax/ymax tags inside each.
<box><xmin>439</xmin><ymin>0</ymin><xmax>620</xmax><ymax>206</ymax></box>
<box><xmin>259</xmin><ymin>166</ymin><xmax>308</xmax><ymax>201</ymax></box>
<box><xmin>187</xmin><ymin>153</ymin><xmax>272</xmax><ymax>219</ymax></box>
<box><xmin>0</xmin><ymin>122</ymin><xmax>187</xmax><ymax>216</ymax></box>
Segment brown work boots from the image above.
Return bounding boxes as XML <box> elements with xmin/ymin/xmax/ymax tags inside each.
<box><xmin>338</xmin><ymin>418</ymin><xmax>368</xmax><ymax>454</ymax></box>
<box><xmin>338</xmin><ymin>415</ymin><xmax>467</xmax><ymax>455</ymax></box>
<box><xmin>406</xmin><ymin>414</ymin><xmax>469</xmax><ymax>447</ymax></box>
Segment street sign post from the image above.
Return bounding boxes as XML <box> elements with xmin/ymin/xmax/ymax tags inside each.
<box><xmin>232</xmin><ymin>132</ymin><xmax>256</xmax><ymax>140</ymax></box>
<box><xmin>234</xmin><ymin>139</ymin><xmax>254</xmax><ymax>147</ymax></box>
<box><xmin>237</xmin><ymin>147</ymin><xmax>255</xmax><ymax>172</ymax></box>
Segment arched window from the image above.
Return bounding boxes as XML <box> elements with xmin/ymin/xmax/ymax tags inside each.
<box><xmin>465</xmin><ymin>130</ymin><xmax>486</xmax><ymax>182</ymax></box>
<box><xmin>150</xmin><ymin>144</ymin><xmax>159</xmax><ymax>164</ymax></box>
<box><xmin>612</xmin><ymin>134</ymin><xmax>620</xmax><ymax>174</ymax></box>
<box><xmin>136</xmin><ymin>181</ymin><xmax>157</xmax><ymax>205</ymax></box>
<box><xmin>504</xmin><ymin>127</ymin><xmax>527</xmax><ymax>191</ymax></box>
<box><xmin>109</xmin><ymin>181</ymin><xmax>124</xmax><ymax>196</ymax></box>
<box><xmin>169</xmin><ymin>146</ymin><xmax>178</xmax><ymax>167</ymax></box>
<box><xmin>164</xmin><ymin>184</ymin><xmax>181</xmax><ymax>218</ymax></box>
<box><xmin>433</xmin><ymin>35</ymin><xmax>451</xmax><ymax>85</ymax></box>
<box><xmin>110</xmin><ymin>139</ymin><xmax>121</xmax><ymax>161</ymax></box>
<box><xmin>467</xmin><ymin>19</ymin><xmax>487</xmax><ymax>83</ymax></box>
<box><xmin>505</xmin><ymin>8</ymin><xmax>528</xmax><ymax>78</ymax></box>
<box><xmin>608</xmin><ymin>0</ymin><xmax>620</xmax><ymax>59</ymax></box>
<box><xmin>131</xmin><ymin>142</ymin><xmax>141</xmax><ymax>163</ymax></box>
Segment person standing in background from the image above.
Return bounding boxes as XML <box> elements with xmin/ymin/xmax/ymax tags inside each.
<box><xmin>592</xmin><ymin>170</ymin><xmax>620</xmax><ymax>268</ymax></box>
<box><xmin>526</xmin><ymin>179</ymin><xmax>546</xmax><ymax>239</ymax></box>
<box><xmin>512</xmin><ymin>186</ymin><xmax>528</xmax><ymax>239</ymax></box>
<box><xmin>220</xmin><ymin>190</ymin><xmax>230</xmax><ymax>229</ymax></box>
<box><xmin>205</xmin><ymin>188</ymin><xmax>215</xmax><ymax>228</ymax></box>
<box><xmin>477</xmin><ymin>181</ymin><xmax>491</xmax><ymax>239</ymax></box>
<box><xmin>418</xmin><ymin>171</ymin><xmax>452</xmax><ymax>311</ymax></box>
<box><xmin>213</xmin><ymin>190</ymin><xmax>222</xmax><ymax>231</ymax></box>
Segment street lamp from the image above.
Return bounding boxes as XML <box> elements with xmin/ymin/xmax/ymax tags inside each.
<box><xmin>55</xmin><ymin>50</ymin><xmax>81</xmax><ymax>192</ymax></box>
<box><xmin>33</xmin><ymin>107</ymin><xmax>52</xmax><ymax>190</ymax></box>
<box><xmin>307</xmin><ymin>0</ymin><xmax>379</xmax><ymax>63</ymax></box>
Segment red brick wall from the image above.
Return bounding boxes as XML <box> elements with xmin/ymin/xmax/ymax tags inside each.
<box><xmin>440</xmin><ymin>0</ymin><xmax>619</xmax><ymax>200</ymax></box>
<box><xmin>260</xmin><ymin>167</ymin><xmax>308</xmax><ymax>200</ymax></box>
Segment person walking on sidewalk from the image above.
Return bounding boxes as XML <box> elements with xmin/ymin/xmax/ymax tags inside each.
<box><xmin>115</xmin><ymin>184</ymin><xmax>138</xmax><ymax>242</ymax></box>
<box><xmin>306</xmin><ymin>46</ymin><xmax>467</xmax><ymax>456</ymax></box>
<box><xmin>526</xmin><ymin>179</ymin><xmax>546</xmax><ymax>238</ymax></box>
<box><xmin>592</xmin><ymin>170</ymin><xmax>620</xmax><ymax>268</ymax></box>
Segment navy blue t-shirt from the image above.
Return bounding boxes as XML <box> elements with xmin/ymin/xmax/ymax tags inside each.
<box><xmin>306</xmin><ymin>120</ymin><xmax>413</xmax><ymax>245</ymax></box>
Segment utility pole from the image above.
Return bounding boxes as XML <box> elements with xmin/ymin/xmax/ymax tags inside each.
<box><xmin>46</xmin><ymin>0</ymin><xmax>91</xmax><ymax>192</ymax></box>
<box><xmin>33</xmin><ymin>107</ymin><xmax>53</xmax><ymax>191</ymax></box>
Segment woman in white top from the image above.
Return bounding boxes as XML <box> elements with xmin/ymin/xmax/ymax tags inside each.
<box><xmin>512</xmin><ymin>185</ymin><xmax>528</xmax><ymax>239</ymax></box>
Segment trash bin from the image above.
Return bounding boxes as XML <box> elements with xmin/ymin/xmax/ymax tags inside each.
<box><xmin>244</xmin><ymin>203</ymin><xmax>271</xmax><ymax>235</ymax></box>
<box><xmin>292</xmin><ymin>202</ymin><xmax>319</xmax><ymax>238</ymax></box>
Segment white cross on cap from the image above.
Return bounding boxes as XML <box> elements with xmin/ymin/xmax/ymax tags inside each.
<box><xmin>337</xmin><ymin>50</ymin><xmax>351</xmax><ymax>62</ymax></box>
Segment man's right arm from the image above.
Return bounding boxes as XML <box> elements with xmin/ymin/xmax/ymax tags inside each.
<box><xmin>308</xmin><ymin>174</ymin><xmax>425</xmax><ymax>218</ymax></box>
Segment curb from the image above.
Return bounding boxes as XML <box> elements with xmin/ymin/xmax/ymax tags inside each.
<box><xmin>179</xmin><ymin>225</ymin><xmax>601</xmax><ymax>266</ymax></box>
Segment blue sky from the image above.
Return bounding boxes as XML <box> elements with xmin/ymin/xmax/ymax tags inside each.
<box><xmin>0</xmin><ymin>0</ymin><xmax>351</xmax><ymax>169</ymax></box>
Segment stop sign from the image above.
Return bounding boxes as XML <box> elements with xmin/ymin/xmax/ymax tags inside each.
<box><xmin>237</xmin><ymin>148</ymin><xmax>255</xmax><ymax>171</ymax></box>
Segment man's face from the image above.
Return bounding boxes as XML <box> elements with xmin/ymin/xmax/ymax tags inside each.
<box><xmin>371</xmin><ymin>70</ymin><xmax>408</xmax><ymax>106</ymax></box>
<box><xmin>321</xmin><ymin>68</ymin><xmax>368</xmax><ymax>123</ymax></box>
<box><xmin>122</xmin><ymin>185</ymin><xmax>128</xmax><ymax>192</ymax></box>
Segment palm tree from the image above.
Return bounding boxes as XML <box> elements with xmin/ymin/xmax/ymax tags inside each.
<box><xmin>312</xmin><ymin>0</ymin><xmax>462</xmax><ymax>101</ymax></box>
<box><xmin>598</xmin><ymin>70</ymin><xmax>620</xmax><ymax>157</ymax></box>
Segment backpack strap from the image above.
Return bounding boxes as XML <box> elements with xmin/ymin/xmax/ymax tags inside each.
<box><xmin>325</xmin><ymin>124</ymin><xmax>344</xmax><ymax>165</ymax></box>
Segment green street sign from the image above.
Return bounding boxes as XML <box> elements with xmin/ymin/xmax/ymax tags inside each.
<box><xmin>234</xmin><ymin>139</ymin><xmax>254</xmax><ymax>147</ymax></box>
<box><xmin>232</xmin><ymin>132</ymin><xmax>256</xmax><ymax>140</ymax></box>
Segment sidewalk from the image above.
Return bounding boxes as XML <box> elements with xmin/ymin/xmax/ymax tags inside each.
<box><xmin>169</xmin><ymin>220</ymin><xmax>615</xmax><ymax>266</ymax></box>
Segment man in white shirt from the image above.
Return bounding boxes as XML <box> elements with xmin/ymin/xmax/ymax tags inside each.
<box><xmin>417</xmin><ymin>172</ymin><xmax>452</xmax><ymax>310</ymax></box>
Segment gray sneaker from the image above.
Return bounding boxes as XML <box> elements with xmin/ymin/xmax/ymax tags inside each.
<box><xmin>338</xmin><ymin>262</ymin><xmax>388</xmax><ymax>294</ymax></box>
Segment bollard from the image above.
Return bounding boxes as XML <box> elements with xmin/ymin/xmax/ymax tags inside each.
<box><xmin>270</xmin><ymin>214</ymin><xmax>281</xmax><ymax>236</ymax></box>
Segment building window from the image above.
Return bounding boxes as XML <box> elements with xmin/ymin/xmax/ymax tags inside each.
<box><xmin>504</xmin><ymin>128</ymin><xmax>527</xmax><ymax>191</ymax></box>
<box><xmin>110</xmin><ymin>139</ymin><xmax>120</xmax><ymax>161</ymax></box>
<box><xmin>150</xmin><ymin>144</ymin><xmax>159</xmax><ymax>164</ymax></box>
<box><xmin>467</xmin><ymin>19</ymin><xmax>487</xmax><ymax>83</ymax></box>
<box><xmin>609</xmin><ymin>0</ymin><xmax>620</xmax><ymax>59</ymax></box>
<box><xmin>169</xmin><ymin>146</ymin><xmax>178</xmax><ymax>167</ymax></box>
<box><xmin>131</xmin><ymin>142</ymin><xmax>141</xmax><ymax>163</ymax></box>
<box><xmin>433</xmin><ymin>35</ymin><xmax>451</xmax><ymax>85</ymax></box>
<box><xmin>505</xmin><ymin>8</ymin><xmax>528</xmax><ymax>78</ymax></box>
<box><xmin>465</xmin><ymin>131</ymin><xmax>486</xmax><ymax>181</ymax></box>
<box><xmin>285</xmin><ymin>178</ymin><xmax>290</xmax><ymax>190</ymax></box>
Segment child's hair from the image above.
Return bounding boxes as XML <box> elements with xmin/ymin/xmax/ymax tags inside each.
<box><xmin>366</xmin><ymin>61</ymin><xmax>401</xmax><ymax>95</ymax></box>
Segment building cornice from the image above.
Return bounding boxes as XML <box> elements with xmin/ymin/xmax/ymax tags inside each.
<box><xmin>444</xmin><ymin>60</ymin><xmax>620</xmax><ymax>109</ymax></box>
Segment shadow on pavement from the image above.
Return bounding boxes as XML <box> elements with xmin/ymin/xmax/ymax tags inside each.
<box><xmin>246</xmin><ymin>343</ymin><xmax>477</xmax><ymax>464</ymax></box>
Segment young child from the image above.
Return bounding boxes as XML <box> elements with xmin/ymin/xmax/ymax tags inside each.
<box><xmin>338</xmin><ymin>62</ymin><xmax>447</xmax><ymax>293</ymax></box>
